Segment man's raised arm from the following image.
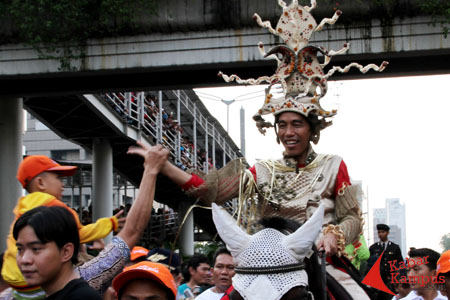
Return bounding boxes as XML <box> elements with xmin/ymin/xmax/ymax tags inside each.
<box><xmin>160</xmin><ymin>158</ymin><xmax>192</xmax><ymax>186</ymax></box>
<box><xmin>118</xmin><ymin>142</ymin><xmax>169</xmax><ymax>248</ymax></box>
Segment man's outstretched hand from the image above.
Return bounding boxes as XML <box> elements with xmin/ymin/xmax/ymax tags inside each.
<box><xmin>127</xmin><ymin>142</ymin><xmax>169</xmax><ymax>174</ymax></box>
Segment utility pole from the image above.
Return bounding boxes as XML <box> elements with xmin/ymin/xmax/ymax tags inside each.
<box><xmin>240</xmin><ymin>106</ymin><xmax>245</xmax><ymax>157</ymax></box>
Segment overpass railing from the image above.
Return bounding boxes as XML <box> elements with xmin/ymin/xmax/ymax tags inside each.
<box><xmin>174</xmin><ymin>90</ymin><xmax>238</xmax><ymax>165</ymax></box>
<box><xmin>98</xmin><ymin>90</ymin><xmax>241</xmax><ymax>173</ymax></box>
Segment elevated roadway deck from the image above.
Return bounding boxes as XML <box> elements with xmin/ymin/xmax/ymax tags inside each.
<box><xmin>0</xmin><ymin>0</ymin><xmax>448</xmax><ymax>96</ymax></box>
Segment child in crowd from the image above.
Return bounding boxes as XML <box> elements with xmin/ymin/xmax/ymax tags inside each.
<box><xmin>2</xmin><ymin>155</ymin><xmax>123</xmax><ymax>299</ymax></box>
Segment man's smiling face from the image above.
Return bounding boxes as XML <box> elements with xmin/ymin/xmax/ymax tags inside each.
<box><xmin>276</xmin><ymin>112</ymin><xmax>312</xmax><ymax>159</ymax></box>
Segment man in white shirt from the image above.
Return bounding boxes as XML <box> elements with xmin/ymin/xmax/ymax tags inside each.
<box><xmin>196</xmin><ymin>248</ymin><xmax>235</xmax><ymax>300</ymax></box>
<box><xmin>399</xmin><ymin>248</ymin><xmax>447</xmax><ymax>300</ymax></box>
<box><xmin>400</xmin><ymin>289</ymin><xmax>446</xmax><ymax>300</ymax></box>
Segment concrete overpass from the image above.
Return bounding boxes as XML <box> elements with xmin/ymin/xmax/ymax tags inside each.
<box><xmin>0</xmin><ymin>89</ymin><xmax>242</xmax><ymax>254</ymax></box>
<box><xmin>0</xmin><ymin>0</ymin><xmax>449</xmax><ymax>96</ymax></box>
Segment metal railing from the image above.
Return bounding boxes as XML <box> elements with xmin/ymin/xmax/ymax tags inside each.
<box><xmin>138</xmin><ymin>212</ymin><xmax>179</xmax><ymax>248</ymax></box>
<box><xmin>98</xmin><ymin>90</ymin><xmax>242</xmax><ymax>173</ymax></box>
<box><xmin>174</xmin><ymin>90</ymin><xmax>238</xmax><ymax>164</ymax></box>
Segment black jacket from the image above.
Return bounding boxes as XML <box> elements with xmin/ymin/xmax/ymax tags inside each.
<box><xmin>368</xmin><ymin>241</ymin><xmax>403</xmax><ymax>281</ymax></box>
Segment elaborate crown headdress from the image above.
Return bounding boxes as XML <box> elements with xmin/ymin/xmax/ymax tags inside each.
<box><xmin>219</xmin><ymin>0</ymin><xmax>388</xmax><ymax>135</ymax></box>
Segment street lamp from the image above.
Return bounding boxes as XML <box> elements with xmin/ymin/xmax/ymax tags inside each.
<box><xmin>195</xmin><ymin>89</ymin><xmax>264</xmax><ymax>133</ymax></box>
<box><xmin>220</xmin><ymin>99</ymin><xmax>235</xmax><ymax>132</ymax></box>
<box><xmin>195</xmin><ymin>88</ymin><xmax>265</xmax><ymax>159</ymax></box>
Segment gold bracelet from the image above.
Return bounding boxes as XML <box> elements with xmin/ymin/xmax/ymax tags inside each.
<box><xmin>323</xmin><ymin>224</ymin><xmax>346</xmax><ymax>257</ymax></box>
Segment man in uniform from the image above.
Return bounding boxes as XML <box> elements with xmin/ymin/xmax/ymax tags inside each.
<box><xmin>368</xmin><ymin>224</ymin><xmax>404</xmax><ymax>300</ymax></box>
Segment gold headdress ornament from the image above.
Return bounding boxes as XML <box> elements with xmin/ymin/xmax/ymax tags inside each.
<box><xmin>218</xmin><ymin>0</ymin><xmax>388</xmax><ymax>135</ymax></box>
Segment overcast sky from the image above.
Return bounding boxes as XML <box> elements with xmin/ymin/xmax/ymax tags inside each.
<box><xmin>194</xmin><ymin>73</ymin><xmax>450</xmax><ymax>253</ymax></box>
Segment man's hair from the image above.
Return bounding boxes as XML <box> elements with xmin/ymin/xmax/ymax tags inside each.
<box><xmin>212</xmin><ymin>247</ymin><xmax>231</xmax><ymax>266</ymax></box>
<box><xmin>408</xmin><ymin>248</ymin><xmax>441</xmax><ymax>271</ymax></box>
<box><xmin>182</xmin><ymin>254</ymin><xmax>209</xmax><ymax>282</ymax></box>
<box><xmin>187</xmin><ymin>254</ymin><xmax>209</xmax><ymax>270</ymax></box>
<box><xmin>13</xmin><ymin>206</ymin><xmax>80</xmax><ymax>265</ymax></box>
<box><xmin>400</xmin><ymin>282</ymin><xmax>411</xmax><ymax>289</ymax></box>
<box><xmin>274</xmin><ymin>112</ymin><xmax>321</xmax><ymax>130</ymax></box>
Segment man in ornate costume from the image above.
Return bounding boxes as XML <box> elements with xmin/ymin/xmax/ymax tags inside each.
<box><xmin>159</xmin><ymin>0</ymin><xmax>388</xmax><ymax>298</ymax></box>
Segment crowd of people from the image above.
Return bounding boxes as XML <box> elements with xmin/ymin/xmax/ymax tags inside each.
<box><xmin>0</xmin><ymin>143</ymin><xmax>167</xmax><ymax>299</ymax></box>
<box><xmin>342</xmin><ymin>223</ymin><xmax>450</xmax><ymax>300</ymax></box>
<box><xmin>0</xmin><ymin>145</ymin><xmax>238</xmax><ymax>300</ymax></box>
<box><xmin>1</xmin><ymin>1</ymin><xmax>446</xmax><ymax>299</ymax></box>
<box><xmin>3</xmin><ymin>127</ymin><xmax>450</xmax><ymax>300</ymax></box>
<box><xmin>2</xmin><ymin>52</ymin><xmax>445</xmax><ymax>300</ymax></box>
<box><xmin>2</xmin><ymin>51</ymin><xmax>446</xmax><ymax>300</ymax></box>
<box><xmin>101</xmin><ymin>92</ymin><xmax>220</xmax><ymax>173</ymax></box>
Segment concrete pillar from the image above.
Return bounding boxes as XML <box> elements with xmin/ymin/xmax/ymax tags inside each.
<box><xmin>176</xmin><ymin>93</ymin><xmax>181</xmax><ymax>164</ymax></box>
<box><xmin>193</xmin><ymin>104</ymin><xmax>197</xmax><ymax>168</ymax></box>
<box><xmin>240</xmin><ymin>106</ymin><xmax>246</xmax><ymax>157</ymax></box>
<box><xmin>178</xmin><ymin>201</ymin><xmax>194</xmax><ymax>256</ymax></box>
<box><xmin>223</xmin><ymin>143</ymin><xmax>226</xmax><ymax>167</ymax></box>
<box><xmin>158</xmin><ymin>91</ymin><xmax>163</xmax><ymax>143</ymax></box>
<box><xmin>205</xmin><ymin>122</ymin><xmax>209</xmax><ymax>173</ymax></box>
<box><xmin>212</xmin><ymin>125</ymin><xmax>216</xmax><ymax>168</ymax></box>
<box><xmin>92</xmin><ymin>138</ymin><xmax>113</xmax><ymax>243</ymax></box>
<box><xmin>0</xmin><ymin>97</ymin><xmax>23</xmax><ymax>252</ymax></box>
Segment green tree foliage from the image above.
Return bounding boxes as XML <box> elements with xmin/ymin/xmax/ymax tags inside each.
<box><xmin>194</xmin><ymin>241</ymin><xmax>221</xmax><ymax>263</ymax></box>
<box><xmin>1</xmin><ymin>0</ymin><xmax>156</xmax><ymax>70</ymax></box>
<box><xmin>420</xmin><ymin>0</ymin><xmax>450</xmax><ymax>38</ymax></box>
<box><xmin>440</xmin><ymin>233</ymin><xmax>450</xmax><ymax>251</ymax></box>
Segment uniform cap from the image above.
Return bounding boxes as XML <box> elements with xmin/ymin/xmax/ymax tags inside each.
<box><xmin>376</xmin><ymin>224</ymin><xmax>390</xmax><ymax>231</ymax></box>
<box><xmin>146</xmin><ymin>248</ymin><xmax>181</xmax><ymax>273</ymax></box>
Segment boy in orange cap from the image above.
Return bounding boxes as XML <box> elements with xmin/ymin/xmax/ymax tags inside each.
<box><xmin>2</xmin><ymin>155</ymin><xmax>123</xmax><ymax>299</ymax></box>
<box><xmin>437</xmin><ymin>250</ymin><xmax>450</xmax><ymax>297</ymax></box>
<box><xmin>112</xmin><ymin>261</ymin><xmax>177</xmax><ymax>300</ymax></box>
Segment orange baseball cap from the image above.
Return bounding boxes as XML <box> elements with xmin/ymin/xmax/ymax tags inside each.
<box><xmin>130</xmin><ymin>246</ymin><xmax>149</xmax><ymax>261</ymax></box>
<box><xmin>112</xmin><ymin>262</ymin><xmax>177</xmax><ymax>300</ymax></box>
<box><xmin>437</xmin><ymin>250</ymin><xmax>450</xmax><ymax>277</ymax></box>
<box><xmin>17</xmin><ymin>155</ymin><xmax>78</xmax><ymax>188</ymax></box>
